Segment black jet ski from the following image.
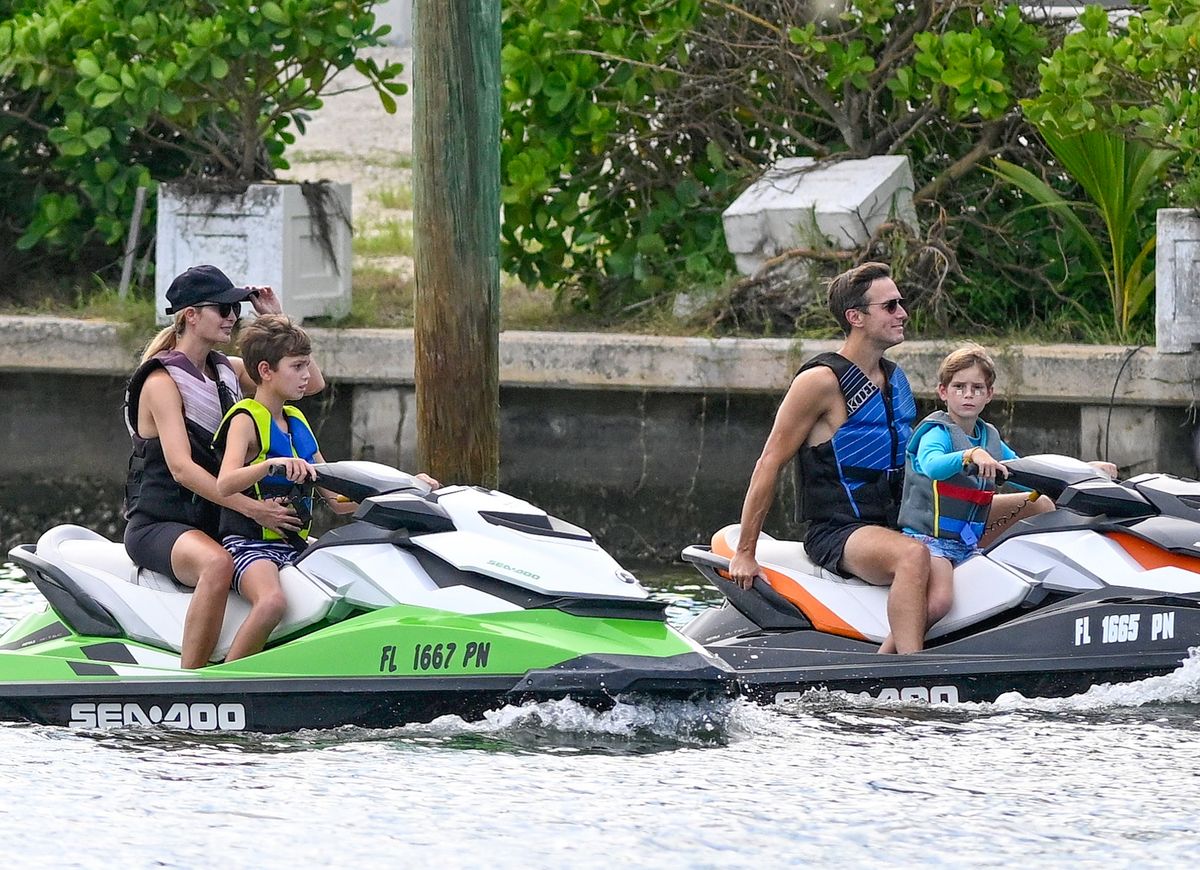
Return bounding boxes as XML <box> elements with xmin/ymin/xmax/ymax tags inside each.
<box><xmin>681</xmin><ymin>455</ymin><xmax>1200</xmax><ymax>704</ymax></box>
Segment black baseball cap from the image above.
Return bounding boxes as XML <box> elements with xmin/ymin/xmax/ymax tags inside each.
<box><xmin>164</xmin><ymin>265</ymin><xmax>253</xmax><ymax>314</ymax></box>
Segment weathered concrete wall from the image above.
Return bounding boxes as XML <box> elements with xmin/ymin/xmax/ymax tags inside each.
<box><xmin>1</xmin><ymin>316</ymin><xmax>1197</xmax><ymax>558</ymax></box>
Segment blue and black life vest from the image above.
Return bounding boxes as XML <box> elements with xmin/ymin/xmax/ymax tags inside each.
<box><xmin>897</xmin><ymin>411</ymin><xmax>1003</xmax><ymax>547</ymax></box>
<box><xmin>795</xmin><ymin>352</ymin><xmax>916</xmax><ymax>528</ymax></box>
<box><xmin>212</xmin><ymin>399</ymin><xmax>320</xmax><ymax>546</ymax></box>
<box><xmin>123</xmin><ymin>350</ymin><xmax>241</xmax><ymax>531</ymax></box>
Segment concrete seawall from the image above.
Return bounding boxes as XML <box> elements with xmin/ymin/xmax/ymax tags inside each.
<box><xmin>1</xmin><ymin>316</ymin><xmax>1197</xmax><ymax>559</ymax></box>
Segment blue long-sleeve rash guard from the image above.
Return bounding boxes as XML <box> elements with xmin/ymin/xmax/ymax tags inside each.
<box><xmin>913</xmin><ymin>422</ymin><xmax>1020</xmax><ymax>481</ymax></box>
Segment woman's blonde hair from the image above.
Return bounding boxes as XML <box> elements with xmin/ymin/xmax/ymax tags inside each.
<box><xmin>139</xmin><ymin>313</ymin><xmax>188</xmax><ymax>364</ymax></box>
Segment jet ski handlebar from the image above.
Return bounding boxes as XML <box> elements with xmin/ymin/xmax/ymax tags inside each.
<box><xmin>997</xmin><ymin>454</ymin><xmax>1110</xmax><ymax>500</ymax></box>
<box><xmin>265</xmin><ymin>460</ymin><xmax>433</xmax><ymax>503</ymax></box>
<box><xmin>964</xmin><ymin>461</ymin><xmax>1009</xmax><ymax>484</ymax></box>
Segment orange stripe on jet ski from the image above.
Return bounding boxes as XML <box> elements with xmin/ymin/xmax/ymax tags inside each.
<box><xmin>711</xmin><ymin>531</ymin><xmax>867</xmax><ymax>641</ymax></box>
<box><xmin>1106</xmin><ymin>531</ymin><xmax>1200</xmax><ymax>572</ymax></box>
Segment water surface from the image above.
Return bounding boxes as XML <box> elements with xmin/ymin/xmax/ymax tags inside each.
<box><xmin>1</xmin><ymin>560</ymin><xmax>1198</xmax><ymax>867</ymax></box>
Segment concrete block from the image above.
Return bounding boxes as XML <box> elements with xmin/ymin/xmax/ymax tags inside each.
<box><xmin>349</xmin><ymin>385</ymin><xmax>418</xmax><ymax>470</ymax></box>
<box><xmin>1155</xmin><ymin>208</ymin><xmax>1200</xmax><ymax>353</ymax></box>
<box><xmin>1079</xmin><ymin>405</ymin><xmax>1197</xmax><ymax>478</ymax></box>
<box><xmin>156</xmin><ymin>182</ymin><xmax>352</xmax><ymax>324</ymax></box>
<box><xmin>722</xmin><ymin>156</ymin><xmax>919</xmax><ymax>275</ymax></box>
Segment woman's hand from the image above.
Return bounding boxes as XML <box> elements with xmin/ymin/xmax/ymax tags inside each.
<box><xmin>246</xmin><ymin>497</ymin><xmax>302</xmax><ymax>536</ymax></box>
<box><xmin>247</xmin><ymin>285</ymin><xmax>282</xmax><ymax>315</ymax></box>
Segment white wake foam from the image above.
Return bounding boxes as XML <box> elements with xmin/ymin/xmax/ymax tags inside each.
<box><xmin>399</xmin><ymin>695</ymin><xmax>738</xmax><ymax>746</ymax></box>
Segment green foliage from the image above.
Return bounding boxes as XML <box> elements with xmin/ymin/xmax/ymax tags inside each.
<box><xmin>501</xmin><ymin>0</ymin><xmax>737</xmax><ymax>310</ymax></box>
<box><xmin>0</xmin><ymin>0</ymin><xmax>402</xmax><ymax>255</ymax></box>
<box><xmin>1024</xmin><ymin>0</ymin><xmax>1200</xmax><ymax>200</ymax></box>
<box><xmin>783</xmin><ymin>1</ymin><xmax>1045</xmax><ymax>146</ymax></box>
<box><xmin>500</xmin><ymin>1</ymin><xmax>1052</xmax><ymax>313</ymax></box>
<box><xmin>992</xmin><ymin>126</ymin><xmax>1174</xmax><ymax>340</ymax></box>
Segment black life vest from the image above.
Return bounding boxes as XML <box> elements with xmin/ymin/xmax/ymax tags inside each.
<box><xmin>123</xmin><ymin>350</ymin><xmax>241</xmax><ymax>532</ymax></box>
<box><xmin>794</xmin><ymin>352</ymin><xmax>916</xmax><ymax>528</ymax></box>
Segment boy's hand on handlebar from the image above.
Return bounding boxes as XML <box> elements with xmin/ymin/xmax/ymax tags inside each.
<box><xmin>268</xmin><ymin>458</ymin><xmax>317</xmax><ymax>483</ymax></box>
<box><xmin>1088</xmin><ymin>460</ymin><xmax>1119</xmax><ymax>479</ymax></box>
<box><xmin>968</xmin><ymin>448</ymin><xmax>1007</xmax><ymax>482</ymax></box>
<box><xmin>415</xmin><ymin>472</ymin><xmax>440</xmax><ymax>489</ymax></box>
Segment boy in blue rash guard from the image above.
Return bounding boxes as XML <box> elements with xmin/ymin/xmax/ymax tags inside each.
<box><xmin>898</xmin><ymin>346</ymin><xmax>1023</xmax><ymax>578</ymax></box>
<box><xmin>898</xmin><ymin>345</ymin><xmax>1116</xmax><ymax>623</ymax></box>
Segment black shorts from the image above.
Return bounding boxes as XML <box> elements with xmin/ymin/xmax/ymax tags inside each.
<box><xmin>123</xmin><ymin>515</ymin><xmax>203</xmax><ymax>580</ymax></box>
<box><xmin>803</xmin><ymin>520</ymin><xmax>871</xmax><ymax>575</ymax></box>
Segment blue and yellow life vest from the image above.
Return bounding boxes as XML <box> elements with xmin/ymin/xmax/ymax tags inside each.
<box><xmin>213</xmin><ymin>399</ymin><xmax>320</xmax><ymax>544</ymax></box>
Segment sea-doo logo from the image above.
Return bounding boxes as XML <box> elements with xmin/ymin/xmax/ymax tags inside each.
<box><xmin>775</xmin><ymin>685</ymin><xmax>960</xmax><ymax>705</ymax></box>
<box><xmin>69</xmin><ymin>702</ymin><xmax>247</xmax><ymax>731</ymax></box>
<box><xmin>486</xmin><ymin>559</ymin><xmax>540</xmax><ymax>581</ymax></box>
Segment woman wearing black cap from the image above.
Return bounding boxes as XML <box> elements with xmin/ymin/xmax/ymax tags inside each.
<box><xmin>123</xmin><ymin>265</ymin><xmax>326</xmax><ymax>668</ymax></box>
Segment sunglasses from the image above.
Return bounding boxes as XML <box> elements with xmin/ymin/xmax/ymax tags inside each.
<box><xmin>855</xmin><ymin>298</ymin><xmax>906</xmax><ymax>314</ymax></box>
<box><xmin>194</xmin><ymin>301</ymin><xmax>243</xmax><ymax>319</ymax></box>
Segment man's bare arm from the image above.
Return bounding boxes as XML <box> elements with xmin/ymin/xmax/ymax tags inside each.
<box><xmin>729</xmin><ymin>367</ymin><xmax>840</xmax><ymax>588</ymax></box>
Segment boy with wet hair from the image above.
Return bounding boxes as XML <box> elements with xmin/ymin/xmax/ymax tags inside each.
<box><xmin>212</xmin><ymin>315</ymin><xmax>351</xmax><ymax>660</ymax></box>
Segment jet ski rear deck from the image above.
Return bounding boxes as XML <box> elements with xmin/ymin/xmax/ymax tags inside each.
<box><xmin>683</xmin><ymin>456</ymin><xmax>1200</xmax><ymax>704</ymax></box>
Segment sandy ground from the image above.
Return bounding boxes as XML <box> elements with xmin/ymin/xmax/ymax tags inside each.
<box><xmin>287</xmin><ymin>47</ymin><xmax>415</xmax><ymax>276</ymax></box>
<box><xmin>290</xmin><ymin>47</ymin><xmax>413</xmax><ymax>160</ymax></box>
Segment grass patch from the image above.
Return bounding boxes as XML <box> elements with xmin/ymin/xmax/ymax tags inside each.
<box><xmin>287</xmin><ymin>149</ymin><xmax>346</xmax><ymax>164</ymax></box>
<box><xmin>371</xmin><ymin>184</ymin><xmax>414</xmax><ymax>210</ymax></box>
<box><xmin>290</xmin><ymin>150</ymin><xmax>413</xmax><ymax>169</ymax></box>
<box><xmin>308</xmin><ymin>265</ymin><xmax>415</xmax><ymax>328</ymax></box>
<box><xmin>356</xmin><ymin>219</ymin><xmax>414</xmax><ymax>257</ymax></box>
<box><xmin>75</xmin><ymin>286</ymin><xmax>157</xmax><ymax>332</ymax></box>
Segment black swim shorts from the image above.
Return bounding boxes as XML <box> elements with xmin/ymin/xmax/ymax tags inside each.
<box><xmin>123</xmin><ymin>515</ymin><xmax>202</xmax><ymax>580</ymax></box>
<box><xmin>803</xmin><ymin>520</ymin><xmax>871</xmax><ymax>575</ymax></box>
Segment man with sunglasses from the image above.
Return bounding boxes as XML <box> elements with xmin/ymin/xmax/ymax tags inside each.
<box><xmin>728</xmin><ymin>261</ymin><xmax>933</xmax><ymax>654</ymax></box>
<box><xmin>123</xmin><ymin>264</ymin><xmax>326</xmax><ymax>668</ymax></box>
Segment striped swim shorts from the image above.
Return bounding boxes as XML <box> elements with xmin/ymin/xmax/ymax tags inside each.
<box><xmin>222</xmin><ymin>535</ymin><xmax>299</xmax><ymax>593</ymax></box>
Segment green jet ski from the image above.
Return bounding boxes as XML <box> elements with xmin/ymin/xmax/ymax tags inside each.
<box><xmin>3</xmin><ymin>462</ymin><xmax>730</xmax><ymax>732</ymax></box>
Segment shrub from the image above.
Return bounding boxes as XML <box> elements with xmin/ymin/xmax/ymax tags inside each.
<box><xmin>501</xmin><ymin>1</ymin><xmax>1065</xmax><ymax>321</ymax></box>
<box><xmin>0</xmin><ymin>0</ymin><xmax>403</xmax><ymax>255</ymax></box>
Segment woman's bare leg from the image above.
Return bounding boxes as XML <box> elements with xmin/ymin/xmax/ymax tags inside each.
<box><xmin>170</xmin><ymin>531</ymin><xmax>235</xmax><ymax>669</ymax></box>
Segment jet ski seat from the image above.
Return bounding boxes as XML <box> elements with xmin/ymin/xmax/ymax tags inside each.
<box><xmin>36</xmin><ymin>525</ymin><xmax>337</xmax><ymax>662</ymax></box>
<box><xmin>712</xmin><ymin>525</ymin><xmax>1038</xmax><ymax>643</ymax></box>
